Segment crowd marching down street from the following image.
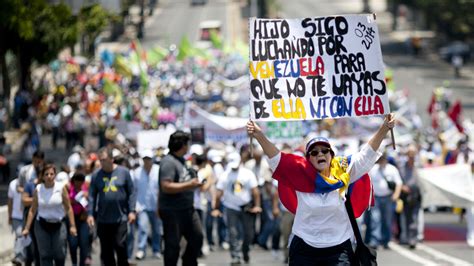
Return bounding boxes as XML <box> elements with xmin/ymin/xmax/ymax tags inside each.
<box><xmin>1</xmin><ymin>2</ymin><xmax>473</xmax><ymax>266</ymax></box>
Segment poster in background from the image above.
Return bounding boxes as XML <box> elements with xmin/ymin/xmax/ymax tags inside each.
<box><xmin>191</xmin><ymin>127</ymin><xmax>206</xmax><ymax>144</ymax></box>
<box><xmin>249</xmin><ymin>14</ymin><xmax>390</xmax><ymax>121</ymax></box>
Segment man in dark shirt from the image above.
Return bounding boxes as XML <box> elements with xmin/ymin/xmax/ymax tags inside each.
<box><xmin>159</xmin><ymin>130</ymin><xmax>203</xmax><ymax>266</ymax></box>
<box><xmin>87</xmin><ymin>147</ymin><xmax>136</xmax><ymax>266</ymax></box>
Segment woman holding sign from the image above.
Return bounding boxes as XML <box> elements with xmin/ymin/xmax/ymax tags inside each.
<box><xmin>246</xmin><ymin>114</ymin><xmax>395</xmax><ymax>265</ymax></box>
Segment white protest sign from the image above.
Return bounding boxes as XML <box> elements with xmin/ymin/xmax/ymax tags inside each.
<box><xmin>183</xmin><ymin>104</ymin><xmax>249</xmax><ymax>143</ymax></box>
<box><xmin>418</xmin><ymin>164</ymin><xmax>474</xmax><ymax>208</ymax></box>
<box><xmin>249</xmin><ymin>15</ymin><xmax>390</xmax><ymax>121</ymax></box>
<box><xmin>136</xmin><ymin>126</ymin><xmax>176</xmax><ymax>154</ymax></box>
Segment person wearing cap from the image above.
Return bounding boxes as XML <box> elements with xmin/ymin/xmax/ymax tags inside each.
<box><xmin>205</xmin><ymin>149</ymin><xmax>228</xmax><ymax>251</ymax></box>
<box><xmin>212</xmin><ymin>152</ymin><xmax>262</xmax><ymax>264</ymax></box>
<box><xmin>158</xmin><ymin>130</ymin><xmax>204</xmax><ymax>266</ymax></box>
<box><xmin>246</xmin><ymin>114</ymin><xmax>395</xmax><ymax>265</ymax></box>
<box><xmin>131</xmin><ymin>149</ymin><xmax>162</xmax><ymax>260</ymax></box>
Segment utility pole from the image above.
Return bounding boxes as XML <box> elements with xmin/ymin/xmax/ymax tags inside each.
<box><xmin>137</xmin><ymin>0</ymin><xmax>145</xmax><ymax>39</ymax></box>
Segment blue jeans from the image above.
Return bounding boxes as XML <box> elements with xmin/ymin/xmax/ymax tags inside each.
<box><xmin>368</xmin><ymin>195</ymin><xmax>395</xmax><ymax>247</ymax></box>
<box><xmin>67</xmin><ymin>219</ymin><xmax>90</xmax><ymax>266</ymax></box>
<box><xmin>205</xmin><ymin>202</ymin><xmax>227</xmax><ymax>246</ymax></box>
<box><xmin>12</xmin><ymin>218</ymin><xmax>25</xmax><ymax>262</ymax></box>
<box><xmin>226</xmin><ymin>208</ymin><xmax>255</xmax><ymax>260</ymax></box>
<box><xmin>136</xmin><ymin>210</ymin><xmax>162</xmax><ymax>254</ymax></box>
<box><xmin>257</xmin><ymin>199</ymin><xmax>276</xmax><ymax>248</ymax></box>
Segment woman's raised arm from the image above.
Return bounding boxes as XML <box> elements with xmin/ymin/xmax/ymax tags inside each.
<box><xmin>246</xmin><ymin>121</ymin><xmax>280</xmax><ymax>158</ymax></box>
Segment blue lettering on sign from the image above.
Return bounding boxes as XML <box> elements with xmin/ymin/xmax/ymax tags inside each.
<box><xmin>309</xmin><ymin>96</ymin><xmax>330</xmax><ymax>119</ymax></box>
<box><xmin>274</xmin><ymin>59</ymin><xmax>300</xmax><ymax>78</ymax></box>
<box><xmin>329</xmin><ymin>96</ymin><xmax>352</xmax><ymax>118</ymax></box>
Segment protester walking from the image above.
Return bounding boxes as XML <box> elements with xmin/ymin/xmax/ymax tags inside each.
<box><xmin>132</xmin><ymin>149</ymin><xmax>162</xmax><ymax>260</ymax></box>
<box><xmin>158</xmin><ymin>130</ymin><xmax>204</xmax><ymax>266</ymax></box>
<box><xmin>212</xmin><ymin>152</ymin><xmax>262</xmax><ymax>264</ymax></box>
<box><xmin>8</xmin><ymin>178</ymin><xmax>24</xmax><ymax>265</ymax></box>
<box><xmin>206</xmin><ymin>150</ymin><xmax>228</xmax><ymax>251</ymax></box>
<box><xmin>87</xmin><ymin>147</ymin><xmax>137</xmax><ymax>266</ymax></box>
<box><xmin>366</xmin><ymin>152</ymin><xmax>403</xmax><ymax>249</ymax></box>
<box><xmin>20</xmin><ymin>151</ymin><xmax>45</xmax><ymax>266</ymax></box>
<box><xmin>22</xmin><ymin>164</ymin><xmax>77</xmax><ymax>266</ymax></box>
<box><xmin>67</xmin><ymin>172</ymin><xmax>92</xmax><ymax>266</ymax></box>
<box><xmin>398</xmin><ymin>145</ymin><xmax>422</xmax><ymax>249</ymax></box>
<box><xmin>246</xmin><ymin>114</ymin><xmax>395</xmax><ymax>265</ymax></box>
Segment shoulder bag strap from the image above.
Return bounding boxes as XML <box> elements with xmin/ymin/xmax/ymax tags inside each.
<box><xmin>345</xmin><ymin>193</ymin><xmax>364</xmax><ymax>244</ymax></box>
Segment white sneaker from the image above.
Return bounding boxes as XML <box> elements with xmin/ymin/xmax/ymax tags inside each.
<box><xmin>221</xmin><ymin>242</ymin><xmax>230</xmax><ymax>250</ymax></box>
<box><xmin>153</xmin><ymin>252</ymin><xmax>162</xmax><ymax>259</ymax></box>
<box><xmin>135</xmin><ymin>250</ymin><xmax>145</xmax><ymax>260</ymax></box>
<box><xmin>271</xmin><ymin>250</ymin><xmax>281</xmax><ymax>260</ymax></box>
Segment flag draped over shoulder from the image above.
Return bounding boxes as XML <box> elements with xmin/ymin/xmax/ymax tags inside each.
<box><xmin>275</xmin><ymin>153</ymin><xmax>374</xmax><ymax>218</ymax></box>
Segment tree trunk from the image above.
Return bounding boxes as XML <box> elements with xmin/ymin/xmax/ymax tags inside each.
<box><xmin>0</xmin><ymin>50</ymin><xmax>11</xmax><ymax>103</ymax></box>
<box><xmin>16</xmin><ymin>46</ymin><xmax>32</xmax><ymax>92</ymax></box>
<box><xmin>0</xmin><ymin>27</ymin><xmax>11</xmax><ymax>104</ymax></box>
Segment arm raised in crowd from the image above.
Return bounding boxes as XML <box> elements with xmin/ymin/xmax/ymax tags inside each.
<box><xmin>368</xmin><ymin>114</ymin><xmax>395</xmax><ymax>152</ymax></box>
<box><xmin>246</xmin><ymin>121</ymin><xmax>280</xmax><ymax>158</ymax></box>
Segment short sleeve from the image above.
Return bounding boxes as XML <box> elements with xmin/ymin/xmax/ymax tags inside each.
<box><xmin>159</xmin><ymin>159</ymin><xmax>177</xmax><ymax>182</ymax></box>
<box><xmin>7</xmin><ymin>181</ymin><xmax>15</xmax><ymax>198</ymax></box>
<box><xmin>215</xmin><ymin>171</ymin><xmax>228</xmax><ymax>191</ymax></box>
<box><xmin>267</xmin><ymin>152</ymin><xmax>282</xmax><ymax>172</ymax></box>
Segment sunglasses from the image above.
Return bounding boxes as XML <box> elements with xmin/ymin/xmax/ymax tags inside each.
<box><xmin>308</xmin><ymin>148</ymin><xmax>331</xmax><ymax>157</ymax></box>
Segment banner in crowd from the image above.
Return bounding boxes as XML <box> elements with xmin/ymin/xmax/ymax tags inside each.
<box><xmin>136</xmin><ymin>125</ymin><xmax>177</xmax><ymax>153</ymax></box>
<box><xmin>266</xmin><ymin>121</ymin><xmax>303</xmax><ymax>142</ymax></box>
<box><xmin>183</xmin><ymin>104</ymin><xmax>249</xmax><ymax>143</ymax></box>
<box><xmin>417</xmin><ymin>164</ymin><xmax>474</xmax><ymax>208</ymax></box>
<box><xmin>249</xmin><ymin>15</ymin><xmax>389</xmax><ymax>121</ymax></box>
<box><xmin>113</xmin><ymin>120</ymin><xmax>143</xmax><ymax>140</ymax></box>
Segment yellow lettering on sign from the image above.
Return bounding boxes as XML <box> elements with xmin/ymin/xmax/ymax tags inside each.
<box><xmin>249</xmin><ymin>61</ymin><xmax>275</xmax><ymax>79</ymax></box>
<box><xmin>272</xmin><ymin>98</ymin><xmax>306</xmax><ymax>119</ymax></box>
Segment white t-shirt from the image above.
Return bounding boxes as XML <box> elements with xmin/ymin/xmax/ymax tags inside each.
<box><xmin>216</xmin><ymin>167</ymin><xmax>258</xmax><ymax>211</ymax></box>
<box><xmin>369</xmin><ymin>163</ymin><xmax>403</xmax><ymax>197</ymax></box>
<box><xmin>8</xmin><ymin>179</ymin><xmax>23</xmax><ymax>220</ymax></box>
<box><xmin>268</xmin><ymin>144</ymin><xmax>381</xmax><ymax>248</ymax></box>
<box><xmin>37</xmin><ymin>182</ymin><xmax>65</xmax><ymax>222</ymax></box>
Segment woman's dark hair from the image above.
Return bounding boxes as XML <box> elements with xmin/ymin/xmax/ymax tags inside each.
<box><xmin>168</xmin><ymin>130</ymin><xmax>191</xmax><ymax>152</ymax></box>
<box><xmin>71</xmin><ymin>172</ymin><xmax>86</xmax><ymax>182</ymax></box>
<box><xmin>195</xmin><ymin>154</ymin><xmax>207</xmax><ymax>166</ymax></box>
<box><xmin>33</xmin><ymin>150</ymin><xmax>45</xmax><ymax>159</ymax></box>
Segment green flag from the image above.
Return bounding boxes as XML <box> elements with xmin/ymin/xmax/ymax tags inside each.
<box><xmin>177</xmin><ymin>36</ymin><xmax>195</xmax><ymax>61</ymax></box>
<box><xmin>210</xmin><ymin>30</ymin><xmax>223</xmax><ymax>50</ymax></box>
<box><xmin>114</xmin><ymin>55</ymin><xmax>132</xmax><ymax>78</ymax></box>
<box><xmin>147</xmin><ymin>45</ymin><xmax>168</xmax><ymax>65</ymax></box>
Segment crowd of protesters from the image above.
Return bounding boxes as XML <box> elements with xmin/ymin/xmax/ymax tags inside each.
<box><xmin>2</xmin><ymin>40</ymin><xmax>474</xmax><ymax>266</ymax></box>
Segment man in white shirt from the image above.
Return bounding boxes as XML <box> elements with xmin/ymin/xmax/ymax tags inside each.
<box><xmin>366</xmin><ymin>153</ymin><xmax>402</xmax><ymax>249</ymax></box>
<box><xmin>8</xmin><ymin>178</ymin><xmax>24</xmax><ymax>265</ymax></box>
<box><xmin>212</xmin><ymin>152</ymin><xmax>262</xmax><ymax>264</ymax></box>
<box><xmin>131</xmin><ymin>150</ymin><xmax>161</xmax><ymax>260</ymax></box>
